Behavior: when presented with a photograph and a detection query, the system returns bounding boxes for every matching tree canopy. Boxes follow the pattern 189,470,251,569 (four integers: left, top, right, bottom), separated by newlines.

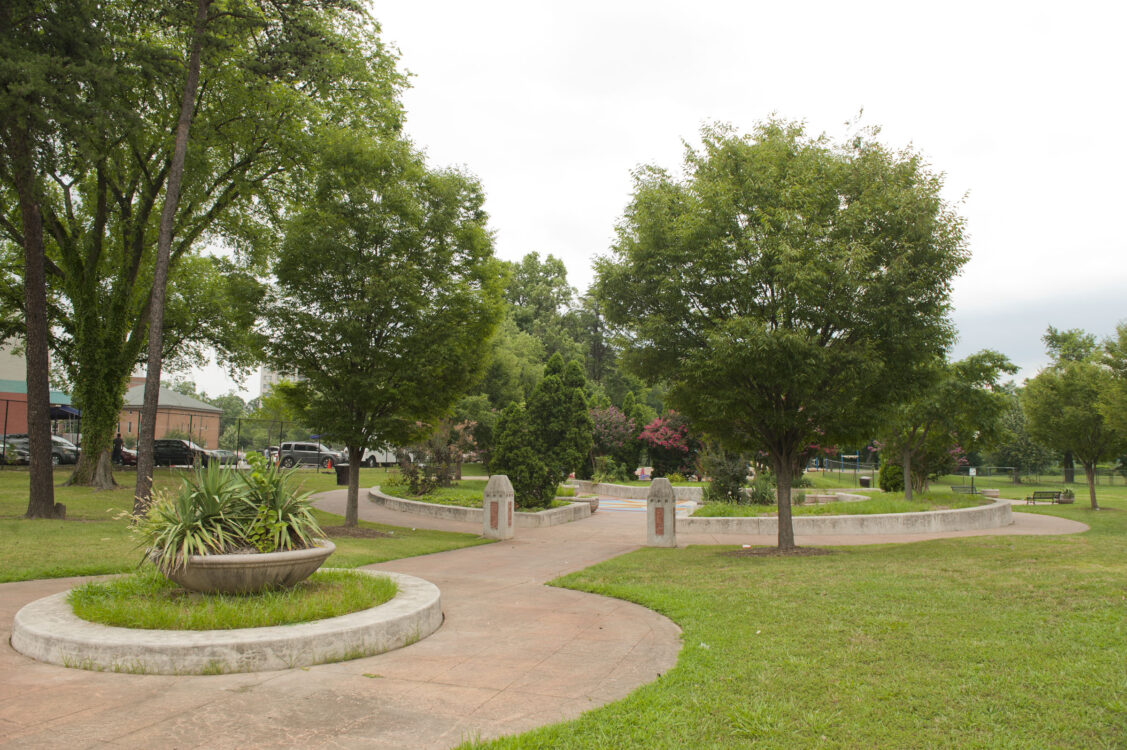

597,120,969,548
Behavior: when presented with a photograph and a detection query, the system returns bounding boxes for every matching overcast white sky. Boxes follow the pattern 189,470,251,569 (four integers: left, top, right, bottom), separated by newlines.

193,0,1127,399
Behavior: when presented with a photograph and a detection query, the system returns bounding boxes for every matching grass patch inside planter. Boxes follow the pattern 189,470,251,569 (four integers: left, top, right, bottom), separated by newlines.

692,492,985,517
68,567,397,630
381,480,572,509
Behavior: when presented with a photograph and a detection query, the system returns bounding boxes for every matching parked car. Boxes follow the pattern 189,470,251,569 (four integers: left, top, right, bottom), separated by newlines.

0,439,29,465
152,438,211,467
277,441,344,469
262,446,279,461
1,434,80,465
211,449,238,465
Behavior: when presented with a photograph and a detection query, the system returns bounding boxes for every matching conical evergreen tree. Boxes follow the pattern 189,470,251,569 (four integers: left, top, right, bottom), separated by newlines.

490,403,557,508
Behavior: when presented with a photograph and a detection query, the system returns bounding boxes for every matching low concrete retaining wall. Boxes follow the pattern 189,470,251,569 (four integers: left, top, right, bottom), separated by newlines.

368,487,590,528
680,498,1012,535
11,571,441,675
569,480,703,502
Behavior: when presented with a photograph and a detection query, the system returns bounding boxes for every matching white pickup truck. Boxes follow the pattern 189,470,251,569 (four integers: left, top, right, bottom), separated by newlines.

359,447,398,467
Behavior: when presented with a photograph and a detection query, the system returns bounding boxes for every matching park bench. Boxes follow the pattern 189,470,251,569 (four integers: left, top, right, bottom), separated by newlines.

1026,490,1061,505
949,486,976,495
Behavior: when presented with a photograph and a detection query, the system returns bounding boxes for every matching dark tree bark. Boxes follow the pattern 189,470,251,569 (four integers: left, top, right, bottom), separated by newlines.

135,0,211,513
8,125,62,518
1082,461,1099,510
902,446,913,502
772,452,796,551
1063,451,1075,484
346,444,362,526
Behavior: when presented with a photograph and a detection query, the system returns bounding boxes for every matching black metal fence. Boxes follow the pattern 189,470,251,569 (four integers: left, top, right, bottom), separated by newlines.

216,417,320,454
948,465,1125,486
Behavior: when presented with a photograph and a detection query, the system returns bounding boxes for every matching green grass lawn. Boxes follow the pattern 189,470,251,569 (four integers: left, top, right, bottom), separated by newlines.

0,466,488,582
800,470,877,489
693,491,984,517
379,480,572,509
468,494,1127,748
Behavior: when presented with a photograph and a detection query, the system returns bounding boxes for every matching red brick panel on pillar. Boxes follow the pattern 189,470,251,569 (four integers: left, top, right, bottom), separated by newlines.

646,477,676,547
483,474,515,540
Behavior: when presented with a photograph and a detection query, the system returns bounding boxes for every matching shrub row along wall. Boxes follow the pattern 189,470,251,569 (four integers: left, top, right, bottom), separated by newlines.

368,487,591,528
679,498,1013,535
569,480,703,502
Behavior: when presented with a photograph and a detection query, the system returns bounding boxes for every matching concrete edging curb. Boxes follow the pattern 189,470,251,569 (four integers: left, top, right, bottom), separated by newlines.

10,570,441,675
368,486,591,527
680,498,1013,535
568,480,704,501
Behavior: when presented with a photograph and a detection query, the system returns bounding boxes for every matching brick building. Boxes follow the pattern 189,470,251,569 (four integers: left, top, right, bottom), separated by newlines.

117,380,221,449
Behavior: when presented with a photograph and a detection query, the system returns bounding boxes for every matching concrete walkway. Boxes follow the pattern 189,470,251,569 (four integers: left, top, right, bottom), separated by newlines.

0,491,1086,749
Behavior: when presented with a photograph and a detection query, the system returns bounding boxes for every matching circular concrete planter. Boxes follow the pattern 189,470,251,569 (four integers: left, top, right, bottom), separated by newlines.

165,540,335,594
11,570,442,675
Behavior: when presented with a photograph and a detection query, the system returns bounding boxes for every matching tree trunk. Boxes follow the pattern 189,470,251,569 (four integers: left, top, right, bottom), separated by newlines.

1012,467,1021,485
902,446,913,501
64,367,122,490
66,445,117,490
134,0,210,513
346,444,361,526
1083,461,1099,510
7,125,61,518
773,454,796,550
1063,451,1075,484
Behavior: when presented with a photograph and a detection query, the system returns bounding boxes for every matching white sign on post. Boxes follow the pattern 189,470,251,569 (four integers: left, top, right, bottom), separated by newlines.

968,468,977,476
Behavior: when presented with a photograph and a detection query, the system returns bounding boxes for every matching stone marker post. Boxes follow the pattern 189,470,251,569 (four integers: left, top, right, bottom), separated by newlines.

483,474,516,540
647,477,676,547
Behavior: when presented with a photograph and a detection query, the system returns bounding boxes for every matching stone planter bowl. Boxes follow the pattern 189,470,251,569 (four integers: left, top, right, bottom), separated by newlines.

165,540,335,595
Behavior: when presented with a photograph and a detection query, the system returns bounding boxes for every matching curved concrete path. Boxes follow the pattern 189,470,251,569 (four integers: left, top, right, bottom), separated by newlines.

0,491,1086,749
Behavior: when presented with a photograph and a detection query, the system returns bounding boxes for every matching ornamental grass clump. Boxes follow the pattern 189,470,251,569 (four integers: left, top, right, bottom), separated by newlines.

137,455,324,575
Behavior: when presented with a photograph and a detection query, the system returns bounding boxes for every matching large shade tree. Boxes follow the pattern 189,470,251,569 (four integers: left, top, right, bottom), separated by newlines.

0,0,404,491
597,121,969,549
0,0,107,515
265,132,504,526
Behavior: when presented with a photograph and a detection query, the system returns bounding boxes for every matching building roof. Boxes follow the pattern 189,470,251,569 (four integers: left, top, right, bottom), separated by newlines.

0,379,73,404
122,385,221,413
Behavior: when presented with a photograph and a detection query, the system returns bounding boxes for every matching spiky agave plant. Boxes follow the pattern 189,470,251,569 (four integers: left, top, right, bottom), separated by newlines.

239,453,324,552
138,463,250,574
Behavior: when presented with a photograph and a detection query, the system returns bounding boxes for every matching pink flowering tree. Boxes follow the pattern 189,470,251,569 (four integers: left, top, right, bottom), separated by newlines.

590,406,639,472
639,411,699,477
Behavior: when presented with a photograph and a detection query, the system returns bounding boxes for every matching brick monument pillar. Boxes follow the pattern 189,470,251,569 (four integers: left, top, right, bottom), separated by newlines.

483,474,516,540
647,477,676,547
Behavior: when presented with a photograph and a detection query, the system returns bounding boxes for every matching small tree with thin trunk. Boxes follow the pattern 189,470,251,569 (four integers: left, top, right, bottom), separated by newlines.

265,132,503,526
1023,341,1124,510
879,350,1014,499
